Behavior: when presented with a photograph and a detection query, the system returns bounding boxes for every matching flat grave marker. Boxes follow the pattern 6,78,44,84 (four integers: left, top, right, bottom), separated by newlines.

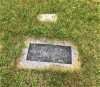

17,38,80,72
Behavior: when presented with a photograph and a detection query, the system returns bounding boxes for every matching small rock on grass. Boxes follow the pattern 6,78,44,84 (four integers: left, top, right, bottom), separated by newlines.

37,14,57,22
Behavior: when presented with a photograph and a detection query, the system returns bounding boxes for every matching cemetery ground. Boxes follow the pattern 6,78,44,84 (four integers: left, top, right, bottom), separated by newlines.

0,0,100,87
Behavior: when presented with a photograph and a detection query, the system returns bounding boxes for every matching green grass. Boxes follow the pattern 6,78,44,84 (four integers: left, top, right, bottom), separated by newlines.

0,0,100,87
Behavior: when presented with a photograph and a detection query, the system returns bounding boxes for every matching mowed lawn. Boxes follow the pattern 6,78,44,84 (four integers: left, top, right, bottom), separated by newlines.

0,0,100,87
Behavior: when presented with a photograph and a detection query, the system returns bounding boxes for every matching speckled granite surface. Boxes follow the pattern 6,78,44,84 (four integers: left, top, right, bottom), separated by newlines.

27,43,72,64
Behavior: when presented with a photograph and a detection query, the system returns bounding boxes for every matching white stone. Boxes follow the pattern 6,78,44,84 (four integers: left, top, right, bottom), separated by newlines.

37,14,57,22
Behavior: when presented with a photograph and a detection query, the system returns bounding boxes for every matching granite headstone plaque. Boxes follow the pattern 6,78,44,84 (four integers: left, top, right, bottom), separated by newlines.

26,43,72,64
